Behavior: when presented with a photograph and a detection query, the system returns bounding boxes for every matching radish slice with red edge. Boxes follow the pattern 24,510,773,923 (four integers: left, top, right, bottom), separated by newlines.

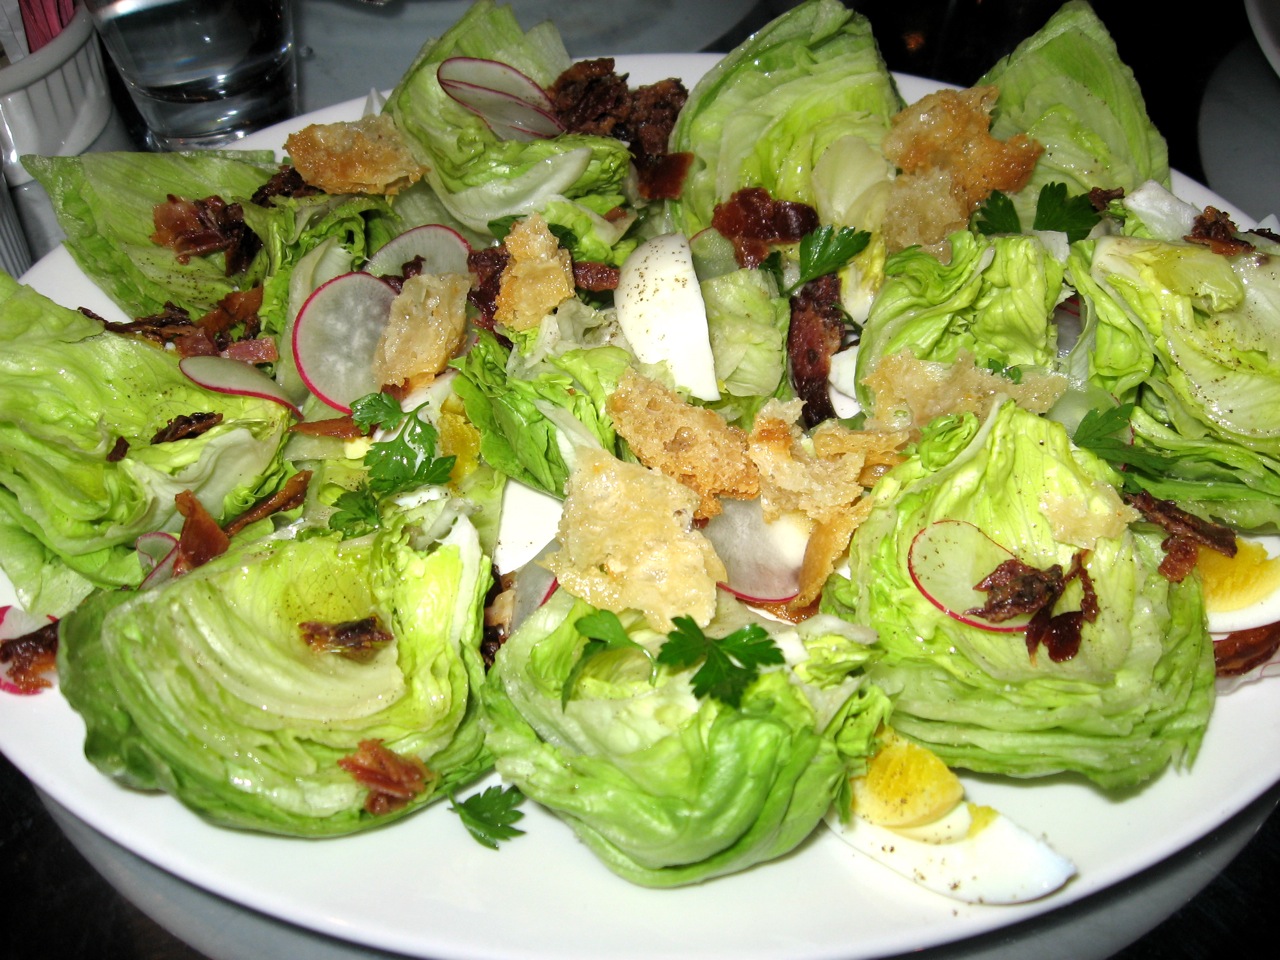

179,356,303,419
437,57,564,141
907,520,1032,632
364,224,472,278
702,499,808,604
1,605,57,695
509,540,561,636
135,531,180,589
292,271,400,413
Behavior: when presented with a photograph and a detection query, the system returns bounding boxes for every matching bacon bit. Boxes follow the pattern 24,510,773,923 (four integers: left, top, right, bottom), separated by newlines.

0,621,58,694
1185,206,1254,256
635,150,694,201
199,286,264,340
1088,186,1125,211
221,337,279,365
467,246,511,330
289,415,366,440
967,550,1097,663
108,303,198,348
106,436,130,462
1214,621,1280,677
1249,226,1280,244
250,165,322,206
151,194,261,275
223,470,312,538
549,58,630,137
572,260,621,292
711,187,821,269
787,274,846,428
171,490,230,577
79,306,108,323
1125,491,1236,582
337,739,433,815
151,412,223,445
966,558,1064,622
299,614,392,662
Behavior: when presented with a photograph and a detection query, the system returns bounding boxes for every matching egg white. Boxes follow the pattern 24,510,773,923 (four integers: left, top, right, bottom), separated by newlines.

824,802,1075,905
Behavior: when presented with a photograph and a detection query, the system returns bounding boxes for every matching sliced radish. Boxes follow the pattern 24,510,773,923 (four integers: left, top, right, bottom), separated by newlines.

437,57,564,141
1,605,57,696
180,356,303,419
907,520,1032,632
135,531,180,589
292,272,400,413
510,540,561,636
364,224,472,278
702,499,808,604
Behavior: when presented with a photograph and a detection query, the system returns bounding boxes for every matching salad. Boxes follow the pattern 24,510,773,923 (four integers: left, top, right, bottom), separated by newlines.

2,0,1278,917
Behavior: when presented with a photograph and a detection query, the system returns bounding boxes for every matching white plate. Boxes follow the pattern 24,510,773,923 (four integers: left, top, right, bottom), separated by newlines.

1246,0,1280,79
1,52,1276,960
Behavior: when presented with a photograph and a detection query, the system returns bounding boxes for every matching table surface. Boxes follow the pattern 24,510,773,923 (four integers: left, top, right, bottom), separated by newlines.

4,2,1279,958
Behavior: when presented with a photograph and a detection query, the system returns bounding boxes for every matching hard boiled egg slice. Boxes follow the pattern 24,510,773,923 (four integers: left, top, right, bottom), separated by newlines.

824,800,1076,904
615,233,720,402
1201,534,1280,635
827,731,1074,904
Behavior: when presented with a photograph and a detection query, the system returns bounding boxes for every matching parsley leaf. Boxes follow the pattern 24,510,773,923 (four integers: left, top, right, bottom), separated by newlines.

656,617,784,708
328,485,379,538
975,190,1021,236
450,785,526,849
366,404,456,495
561,610,652,706
788,225,870,294
487,216,520,242
350,392,404,434
983,358,1023,384
1032,182,1102,243
1073,403,1178,475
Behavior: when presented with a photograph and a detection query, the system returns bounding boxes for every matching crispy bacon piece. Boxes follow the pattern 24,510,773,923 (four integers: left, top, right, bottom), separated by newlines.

337,739,432,815
466,246,511,330
966,558,1064,622
106,288,267,358
151,412,223,445
787,274,845,428
634,150,694,200
223,470,312,538
572,260,621,292
199,287,264,340
289,415,365,440
1124,491,1237,582
550,58,630,137
1088,186,1125,211
967,550,1097,663
299,614,392,662
171,490,230,577
250,165,322,206
711,187,821,269
1185,206,1254,257
151,194,261,275
1214,621,1280,677
0,621,58,693
221,337,279,365
628,77,687,158
106,436,130,463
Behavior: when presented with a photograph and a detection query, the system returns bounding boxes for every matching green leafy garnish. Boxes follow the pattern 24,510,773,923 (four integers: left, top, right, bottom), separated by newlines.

1073,403,1178,477
656,617,784,708
328,395,457,536
983,358,1023,384
450,785,527,849
350,391,405,433
975,183,1102,243
561,609,652,706
975,190,1021,236
1032,182,1102,243
786,225,870,295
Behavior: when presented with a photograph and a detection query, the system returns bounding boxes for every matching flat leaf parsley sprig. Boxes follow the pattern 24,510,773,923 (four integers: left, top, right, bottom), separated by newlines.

657,617,785,709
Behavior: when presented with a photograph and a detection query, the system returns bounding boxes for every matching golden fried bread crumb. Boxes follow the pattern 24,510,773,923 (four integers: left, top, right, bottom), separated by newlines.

861,349,1066,432
372,272,471,390
494,214,575,332
882,86,1042,255
285,115,427,196
606,369,759,519
748,400,907,609
543,447,727,632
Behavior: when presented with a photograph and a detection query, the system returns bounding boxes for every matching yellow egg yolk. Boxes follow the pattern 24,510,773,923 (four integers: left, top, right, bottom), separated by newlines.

1198,540,1280,613
851,732,964,828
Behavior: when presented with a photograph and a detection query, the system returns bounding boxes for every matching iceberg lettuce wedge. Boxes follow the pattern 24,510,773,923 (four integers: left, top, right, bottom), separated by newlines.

57,500,492,836
824,401,1214,790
